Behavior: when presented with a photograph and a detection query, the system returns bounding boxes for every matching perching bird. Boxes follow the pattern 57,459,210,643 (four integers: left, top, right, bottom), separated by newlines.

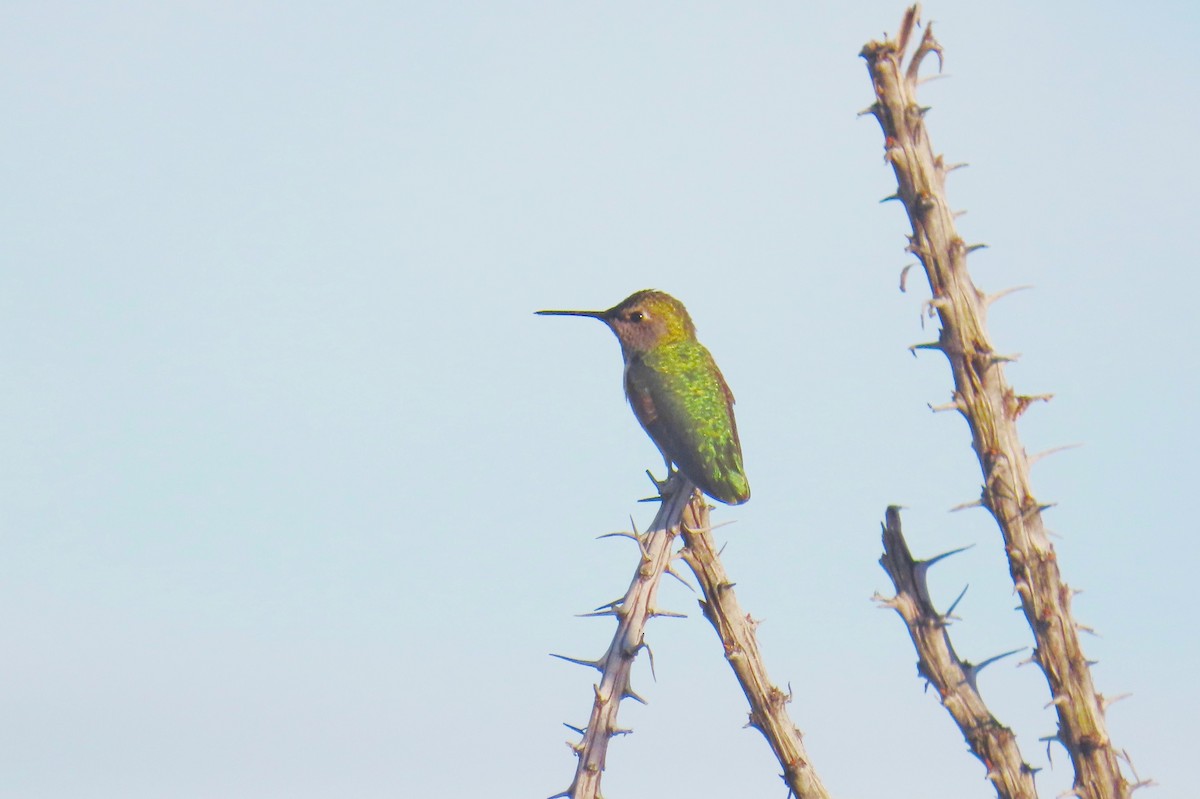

537,289,749,505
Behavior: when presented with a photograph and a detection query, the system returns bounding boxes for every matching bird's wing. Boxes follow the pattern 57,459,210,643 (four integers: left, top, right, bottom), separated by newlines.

627,345,748,504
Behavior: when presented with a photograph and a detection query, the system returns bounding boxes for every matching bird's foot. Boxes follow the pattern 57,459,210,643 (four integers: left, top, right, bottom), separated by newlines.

642,467,685,502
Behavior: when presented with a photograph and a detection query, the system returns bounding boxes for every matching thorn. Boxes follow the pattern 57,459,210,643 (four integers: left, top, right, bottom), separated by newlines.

1075,622,1099,637
943,584,969,617
609,725,633,737
563,722,586,735
909,341,943,355
989,352,1021,365
1041,733,1060,765
664,564,696,591
576,608,619,618
1099,692,1132,712
872,591,901,610
856,103,881,118
970,647,1025,675
929,399,964,413
922,298,951,315
649,609,687,619
1011,393,1054,419
1029,443,1082,464
592,598,622,612
943,161,968,173
894,4,921,54
880,192,902,203
966,243,989,254
597,530,640,542
1037,503,1058,514
548,787,572,799
948,498,984,512
916,105,932,117
681,517,734,538
1119,749,1157,792
899,263,916,292
623,686,647,705
1045,694,1069,709
907,25,945,82
643,642,657,681
549,653,603,671
921,292,950,311
924,543,975,567
910,545,972,607
984,284,1033,308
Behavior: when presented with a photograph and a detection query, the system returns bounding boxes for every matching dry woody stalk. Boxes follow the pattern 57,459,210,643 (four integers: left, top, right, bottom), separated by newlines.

877,506,1038,799
551,479,829,799
860,7,1140,799
549,481,695,799
680,509,831,799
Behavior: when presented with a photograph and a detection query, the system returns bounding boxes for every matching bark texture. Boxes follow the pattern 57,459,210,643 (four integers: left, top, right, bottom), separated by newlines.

681,507,831,799
551,478,829,799
861,8,1134,799
550,479,695,799
878,506,1038,799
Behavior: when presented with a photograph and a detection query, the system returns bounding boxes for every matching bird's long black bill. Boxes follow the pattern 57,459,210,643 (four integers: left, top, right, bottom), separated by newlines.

535,309,607,319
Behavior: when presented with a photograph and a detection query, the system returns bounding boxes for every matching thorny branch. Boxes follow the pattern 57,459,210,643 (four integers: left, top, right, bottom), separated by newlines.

680,507,832,799
860,7,1140,799
877,506,1038,799
551,477,830,799
549,477,695,799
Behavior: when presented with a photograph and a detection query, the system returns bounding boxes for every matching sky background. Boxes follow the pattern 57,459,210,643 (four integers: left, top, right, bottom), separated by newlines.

2,2,1196,798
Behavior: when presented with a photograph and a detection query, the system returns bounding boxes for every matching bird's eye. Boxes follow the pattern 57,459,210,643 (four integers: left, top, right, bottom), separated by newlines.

629,311,645,323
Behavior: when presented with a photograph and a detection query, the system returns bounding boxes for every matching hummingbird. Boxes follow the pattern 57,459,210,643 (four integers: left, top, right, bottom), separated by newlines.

537,289,750,505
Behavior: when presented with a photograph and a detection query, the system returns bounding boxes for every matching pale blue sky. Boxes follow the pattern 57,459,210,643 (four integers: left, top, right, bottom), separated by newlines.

2,2,1196,798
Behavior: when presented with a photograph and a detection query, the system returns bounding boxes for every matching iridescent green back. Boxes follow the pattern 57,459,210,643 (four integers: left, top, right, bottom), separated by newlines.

625,339,749,505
